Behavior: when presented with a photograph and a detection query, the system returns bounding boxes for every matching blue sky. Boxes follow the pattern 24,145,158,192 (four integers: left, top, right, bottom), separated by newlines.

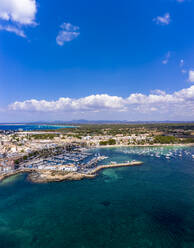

0,0,194,122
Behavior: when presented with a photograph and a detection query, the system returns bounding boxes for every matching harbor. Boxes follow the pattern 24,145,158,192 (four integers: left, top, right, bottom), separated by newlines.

0,160,143,183
0,145,144,183
19,148,109,173
0,140,145,183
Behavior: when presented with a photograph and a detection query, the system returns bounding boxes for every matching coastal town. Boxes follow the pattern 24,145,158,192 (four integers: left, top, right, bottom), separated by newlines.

0,123,193,182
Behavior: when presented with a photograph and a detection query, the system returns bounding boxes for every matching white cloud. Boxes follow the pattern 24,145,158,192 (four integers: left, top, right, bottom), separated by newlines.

56,22,80,46
9,86,194,118
0,0,37,37
179,60,187,74
60,23,79,32
10,94,125,112
151,89,166,96
188,70,194,83
162,52,171,64
180,59,184,67
56,31,80,45
153,13,171,25
0,24,26,37
0,0,37,25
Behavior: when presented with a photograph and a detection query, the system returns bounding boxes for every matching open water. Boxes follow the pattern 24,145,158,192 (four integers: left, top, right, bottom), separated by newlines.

0,146,193,248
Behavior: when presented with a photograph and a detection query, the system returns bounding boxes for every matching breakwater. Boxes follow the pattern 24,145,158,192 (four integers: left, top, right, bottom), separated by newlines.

0,161,143,183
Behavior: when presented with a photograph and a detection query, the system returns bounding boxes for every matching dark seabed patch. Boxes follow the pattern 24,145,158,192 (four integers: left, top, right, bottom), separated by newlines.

101,200,111,207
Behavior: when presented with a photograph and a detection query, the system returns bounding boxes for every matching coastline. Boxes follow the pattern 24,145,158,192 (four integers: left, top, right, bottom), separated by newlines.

0,161,143,184
0,143,192,184
0,169,35,182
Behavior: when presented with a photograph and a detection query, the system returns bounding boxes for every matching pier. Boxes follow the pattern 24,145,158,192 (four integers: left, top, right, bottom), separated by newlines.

88,161,143,175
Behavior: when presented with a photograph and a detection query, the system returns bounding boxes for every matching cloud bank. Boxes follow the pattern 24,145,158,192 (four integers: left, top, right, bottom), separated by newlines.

9,86,194,119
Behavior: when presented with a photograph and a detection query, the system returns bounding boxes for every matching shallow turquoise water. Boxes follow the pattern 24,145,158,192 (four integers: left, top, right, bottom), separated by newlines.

0,124,77,131
0,146,193,248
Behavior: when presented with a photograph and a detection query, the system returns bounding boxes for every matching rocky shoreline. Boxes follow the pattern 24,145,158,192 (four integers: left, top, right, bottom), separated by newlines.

0,161,143,183
28,170,96,183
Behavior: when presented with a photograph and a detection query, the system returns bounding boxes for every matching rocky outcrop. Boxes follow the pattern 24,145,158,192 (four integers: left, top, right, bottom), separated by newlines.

28,170,95,183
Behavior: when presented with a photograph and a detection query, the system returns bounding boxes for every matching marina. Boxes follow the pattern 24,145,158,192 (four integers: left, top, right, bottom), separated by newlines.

20,148,109,174
0,145,144,183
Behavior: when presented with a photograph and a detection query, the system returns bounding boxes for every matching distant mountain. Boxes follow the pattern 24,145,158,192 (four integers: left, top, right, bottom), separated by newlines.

1,120,194,125
24,120,194,125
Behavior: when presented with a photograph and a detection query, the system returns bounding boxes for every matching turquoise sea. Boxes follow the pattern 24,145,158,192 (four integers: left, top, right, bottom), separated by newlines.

0,124,77,131
0,146,193,248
